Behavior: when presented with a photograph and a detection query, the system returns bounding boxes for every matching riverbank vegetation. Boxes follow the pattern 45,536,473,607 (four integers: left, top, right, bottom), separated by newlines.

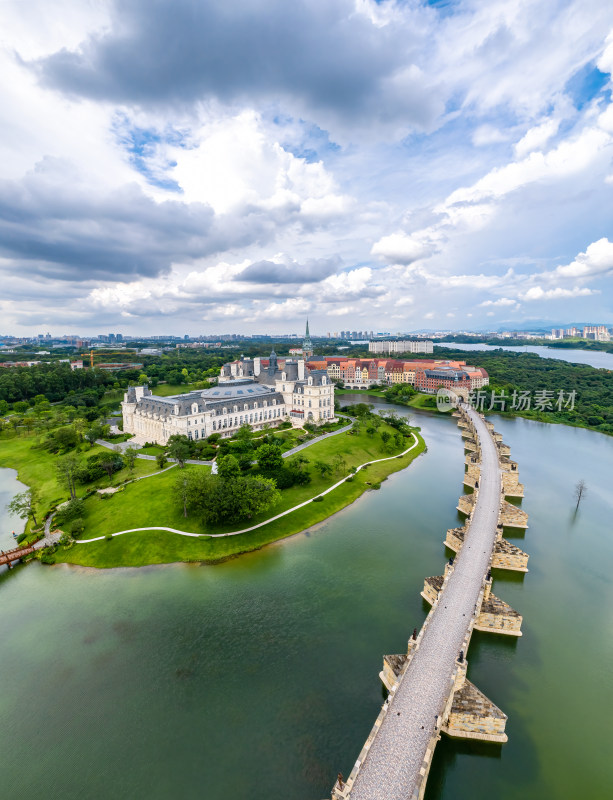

0,397,425,567
438,333,613,354
47,412,423,568
339,349,613,435
429,348,613,434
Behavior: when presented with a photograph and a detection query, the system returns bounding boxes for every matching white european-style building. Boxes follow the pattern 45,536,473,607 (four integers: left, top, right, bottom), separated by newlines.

122,350,335,445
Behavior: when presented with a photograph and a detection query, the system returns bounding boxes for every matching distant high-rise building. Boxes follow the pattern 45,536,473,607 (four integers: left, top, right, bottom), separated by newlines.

368,340,434,354
583,325,610,341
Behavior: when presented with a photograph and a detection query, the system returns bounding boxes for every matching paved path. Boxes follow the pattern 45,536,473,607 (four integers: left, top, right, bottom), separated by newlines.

75,434,420,544
95,439,214,466
281,417,354,458
347,406,501,800
95,416,354,466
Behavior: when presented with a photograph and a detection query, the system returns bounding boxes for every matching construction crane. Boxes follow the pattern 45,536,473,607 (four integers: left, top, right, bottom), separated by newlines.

89,349,94,368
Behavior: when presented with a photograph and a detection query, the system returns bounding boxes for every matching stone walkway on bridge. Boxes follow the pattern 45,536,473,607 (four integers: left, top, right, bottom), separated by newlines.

339,405,504,800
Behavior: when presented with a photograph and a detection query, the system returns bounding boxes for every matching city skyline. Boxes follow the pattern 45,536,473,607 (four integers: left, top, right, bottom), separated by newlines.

2,0,613,335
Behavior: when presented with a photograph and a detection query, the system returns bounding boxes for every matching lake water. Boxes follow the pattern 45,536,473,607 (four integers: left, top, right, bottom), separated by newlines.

435,341,613,370
1,403,612,800
0,467,26,549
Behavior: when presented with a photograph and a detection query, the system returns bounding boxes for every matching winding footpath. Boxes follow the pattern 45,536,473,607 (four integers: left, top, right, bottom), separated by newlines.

75,433,420,544
346,405,501,800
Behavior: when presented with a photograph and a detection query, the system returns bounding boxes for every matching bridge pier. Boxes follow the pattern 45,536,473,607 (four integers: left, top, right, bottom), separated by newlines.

445,526,529,572
329,403,528,799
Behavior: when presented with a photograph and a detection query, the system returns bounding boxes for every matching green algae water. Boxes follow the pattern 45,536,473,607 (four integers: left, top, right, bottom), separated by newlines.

1,406,612,800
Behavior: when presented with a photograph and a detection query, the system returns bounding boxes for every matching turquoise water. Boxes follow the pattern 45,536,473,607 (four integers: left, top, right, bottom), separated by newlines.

1,406,612,799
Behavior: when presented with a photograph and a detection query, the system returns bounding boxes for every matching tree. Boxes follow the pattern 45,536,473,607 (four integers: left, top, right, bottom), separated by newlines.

574,479,587,511
56,454,80,500
123,446,139,476
13,401,28,413
240,475,281,518
313,460,333,479
288,454,309,472
85,424,103,447
23,412,36,434
352,402,374,420
366,426,376,438
174,471,193,517
217,453,241,481
332,454,347,475
235,423,253,442
53,426,79,452
255,443,284,473
156,452,168,470
68,518,85,536
167,434,191,467
101,458,117,483
8,487,41,526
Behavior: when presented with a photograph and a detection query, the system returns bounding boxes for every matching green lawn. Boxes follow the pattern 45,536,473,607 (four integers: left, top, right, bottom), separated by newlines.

137,445,165,456
407,393,440,410
53,422,426,568
337,387,385,396
0,433,161,525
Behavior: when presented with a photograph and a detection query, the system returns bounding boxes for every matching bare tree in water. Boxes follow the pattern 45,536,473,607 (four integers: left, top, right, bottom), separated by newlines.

574,479,587,511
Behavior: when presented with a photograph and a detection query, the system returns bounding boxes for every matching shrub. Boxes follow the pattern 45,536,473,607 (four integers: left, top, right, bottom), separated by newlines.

371,483,381,490
349,466,357,473
16,532,27,544
312,496,324,502
39,551,55,564
68,518,85,535
56,498,85,526
345,476,354,482
105,534,113,541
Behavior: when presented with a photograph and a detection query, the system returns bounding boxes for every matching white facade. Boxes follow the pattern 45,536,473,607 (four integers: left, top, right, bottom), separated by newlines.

122,360,335,445
368,340,434,354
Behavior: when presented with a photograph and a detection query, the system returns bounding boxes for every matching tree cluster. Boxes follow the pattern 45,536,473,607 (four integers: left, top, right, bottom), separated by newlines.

175,455,281,524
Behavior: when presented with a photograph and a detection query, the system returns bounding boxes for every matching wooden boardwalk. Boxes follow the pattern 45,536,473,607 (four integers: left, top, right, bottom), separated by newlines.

0,544,35,566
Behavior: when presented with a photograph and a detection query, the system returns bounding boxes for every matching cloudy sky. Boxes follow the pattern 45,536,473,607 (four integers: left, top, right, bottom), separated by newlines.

2,0,613,336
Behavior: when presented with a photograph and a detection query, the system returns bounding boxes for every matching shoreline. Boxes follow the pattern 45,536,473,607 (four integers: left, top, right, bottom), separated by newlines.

50,432,426,569
337,388,613,437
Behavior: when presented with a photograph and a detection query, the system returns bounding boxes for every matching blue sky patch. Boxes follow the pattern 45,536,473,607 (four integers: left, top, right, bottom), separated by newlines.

565,63,610,110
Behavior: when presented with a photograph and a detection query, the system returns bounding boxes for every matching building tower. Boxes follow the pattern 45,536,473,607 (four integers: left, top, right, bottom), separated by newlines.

303,318,313,357
268,348,278,377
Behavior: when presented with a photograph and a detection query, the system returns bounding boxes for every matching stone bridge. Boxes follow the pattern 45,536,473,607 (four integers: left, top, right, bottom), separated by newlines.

329,404,527,800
